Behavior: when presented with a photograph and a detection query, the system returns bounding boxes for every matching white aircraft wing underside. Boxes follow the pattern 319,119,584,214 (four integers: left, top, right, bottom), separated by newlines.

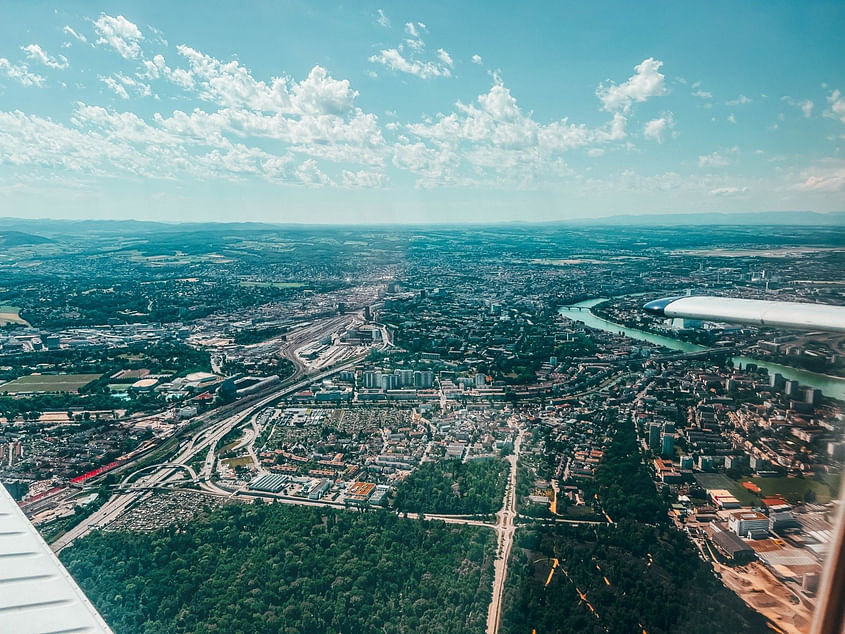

0,484,112,634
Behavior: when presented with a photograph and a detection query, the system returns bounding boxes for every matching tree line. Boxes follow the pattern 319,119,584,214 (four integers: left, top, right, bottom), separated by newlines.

61,503,496,633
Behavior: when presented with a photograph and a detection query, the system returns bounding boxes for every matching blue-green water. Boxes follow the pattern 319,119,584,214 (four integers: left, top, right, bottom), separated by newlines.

559,298,845,400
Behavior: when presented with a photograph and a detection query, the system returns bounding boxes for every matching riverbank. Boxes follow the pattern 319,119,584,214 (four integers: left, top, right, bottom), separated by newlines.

558,299,845,401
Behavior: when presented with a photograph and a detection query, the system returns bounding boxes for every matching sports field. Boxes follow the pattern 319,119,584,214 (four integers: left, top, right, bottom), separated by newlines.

0,373,102,394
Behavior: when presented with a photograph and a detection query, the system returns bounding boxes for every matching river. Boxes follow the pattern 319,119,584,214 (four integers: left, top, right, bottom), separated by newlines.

558,298,845,401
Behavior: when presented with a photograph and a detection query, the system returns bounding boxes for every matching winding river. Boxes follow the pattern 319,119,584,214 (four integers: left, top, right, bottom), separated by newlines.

559,298,845,401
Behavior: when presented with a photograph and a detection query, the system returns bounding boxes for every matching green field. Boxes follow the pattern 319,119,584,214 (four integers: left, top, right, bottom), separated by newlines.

222,456,253,468
0,304,29,326
693,473,757,505
0,373,102,394
239,281,305,288
743,476,836,504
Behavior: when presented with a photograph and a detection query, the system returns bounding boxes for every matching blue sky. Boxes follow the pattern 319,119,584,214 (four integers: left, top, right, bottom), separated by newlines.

0,1,843,223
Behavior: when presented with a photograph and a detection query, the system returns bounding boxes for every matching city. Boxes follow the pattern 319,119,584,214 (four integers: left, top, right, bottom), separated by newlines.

1,2,844,632
1,219,842,633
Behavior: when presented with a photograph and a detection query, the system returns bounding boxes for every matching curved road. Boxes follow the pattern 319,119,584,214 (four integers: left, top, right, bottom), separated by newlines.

51,357,364,553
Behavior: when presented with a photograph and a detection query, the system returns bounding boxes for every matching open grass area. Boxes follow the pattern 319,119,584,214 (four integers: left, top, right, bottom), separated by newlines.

0,304,29,326
818,472,843,497
693,472,758,505
694,472,838,505
557,504,604,521
743,476,835,504
0,373,102,394
222,456,253,469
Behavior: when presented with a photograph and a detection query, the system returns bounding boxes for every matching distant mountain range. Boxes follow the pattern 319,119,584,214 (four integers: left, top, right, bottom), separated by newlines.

0,210,842,236
565,211,845,226
0,230,54,247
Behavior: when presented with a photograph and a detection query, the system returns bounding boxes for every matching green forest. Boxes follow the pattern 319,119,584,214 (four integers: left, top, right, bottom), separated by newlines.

500,521,768,634
500,411,769,634
393,459,508,515
61,504,495,633
584,413,669,524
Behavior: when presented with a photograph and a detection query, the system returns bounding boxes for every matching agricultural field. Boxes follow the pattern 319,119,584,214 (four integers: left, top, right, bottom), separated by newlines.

0,304,29,326
0,373,102,394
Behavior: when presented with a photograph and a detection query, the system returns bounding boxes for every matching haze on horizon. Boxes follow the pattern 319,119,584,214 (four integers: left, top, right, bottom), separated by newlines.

0,1,843,224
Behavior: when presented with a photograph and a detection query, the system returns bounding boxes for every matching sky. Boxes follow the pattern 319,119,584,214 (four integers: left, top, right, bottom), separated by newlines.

0,1,843,224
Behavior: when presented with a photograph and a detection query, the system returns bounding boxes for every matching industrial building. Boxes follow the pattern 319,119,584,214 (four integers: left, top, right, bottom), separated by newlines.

709,524,755,563
307,478,331,500
249,473,288,493
728,511,769,539
707,488,741,509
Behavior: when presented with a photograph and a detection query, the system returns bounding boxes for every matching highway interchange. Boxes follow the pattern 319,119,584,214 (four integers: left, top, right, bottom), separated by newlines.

49,312,608,634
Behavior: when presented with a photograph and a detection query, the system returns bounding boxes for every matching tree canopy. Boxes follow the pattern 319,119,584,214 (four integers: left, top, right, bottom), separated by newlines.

61,504,496,633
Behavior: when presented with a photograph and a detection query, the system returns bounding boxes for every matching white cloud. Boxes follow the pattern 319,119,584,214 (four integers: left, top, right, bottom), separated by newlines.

800,100,813,118
342,169,384,188
99,76,128,99
376,9,390,28
691,82,712,99
726,95,752,105
63,25,87,43
176,47,365,120
139,54,195,89
399,75,628,187
472,54,483,65
436,49,454,68
728,113,736,124
781,96,813,118
0,105,380,187
643,114,674,143
94,14,144,59
22,44,68,69
825,89,845,125
369,48,452,79
176,45,290,111
292,66,358,115
792,159,845,192
296,158,333,186
100,73,152,99
596,58,667,112
698,152,729,167
0,59,45,87
0,37,390,189
370,23,453,79
710,186,749,196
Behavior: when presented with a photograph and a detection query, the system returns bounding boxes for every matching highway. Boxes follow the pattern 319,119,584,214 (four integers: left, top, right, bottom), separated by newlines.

51,356,363,553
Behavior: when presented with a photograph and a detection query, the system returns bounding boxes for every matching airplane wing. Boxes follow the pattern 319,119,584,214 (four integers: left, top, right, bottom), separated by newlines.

643,296,845,333
0,484,113,633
